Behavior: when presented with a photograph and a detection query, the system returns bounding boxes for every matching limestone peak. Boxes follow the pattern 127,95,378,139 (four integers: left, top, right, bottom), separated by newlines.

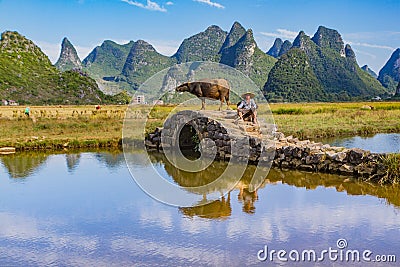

55,37,82,71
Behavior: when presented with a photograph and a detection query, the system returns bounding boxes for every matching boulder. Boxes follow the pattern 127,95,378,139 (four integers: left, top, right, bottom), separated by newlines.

355,163,375,178
339,164,354,175
305,152,326,164
0,147,16,155
331,152,347,162
346,148,369,165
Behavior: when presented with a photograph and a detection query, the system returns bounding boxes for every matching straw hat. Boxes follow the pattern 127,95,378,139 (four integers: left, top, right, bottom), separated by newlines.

241,92,255,98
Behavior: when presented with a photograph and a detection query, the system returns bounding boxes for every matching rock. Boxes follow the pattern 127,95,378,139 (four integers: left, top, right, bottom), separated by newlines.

346,148,369,165
292,147,303,158
281,161,290,169
339,164,354,175
0,147,16,155
55,37,82,71
283,146,293,157
305,152,326,164
331,152,347,162
299,164,314,172
361,105,373,110
355,163,375,177
292,158,302,167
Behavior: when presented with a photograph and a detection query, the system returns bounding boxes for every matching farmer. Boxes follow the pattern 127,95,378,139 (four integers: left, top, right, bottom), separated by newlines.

237,92,258,124
24,107,30,117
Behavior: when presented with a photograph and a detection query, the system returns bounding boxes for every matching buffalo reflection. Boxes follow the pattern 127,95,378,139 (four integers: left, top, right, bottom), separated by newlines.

147,152,268,218
148,151,400,218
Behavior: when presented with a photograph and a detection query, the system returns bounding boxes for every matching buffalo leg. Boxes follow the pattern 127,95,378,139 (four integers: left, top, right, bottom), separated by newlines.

201,98,205,110
219,97,224,111
225,97,231,110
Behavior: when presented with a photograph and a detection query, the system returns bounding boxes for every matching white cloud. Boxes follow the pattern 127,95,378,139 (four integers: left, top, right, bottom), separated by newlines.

35,41,60,63
147,39,180,56
346,41,394,51
193,0,225,9
166,1,173,5
344,31,400,41
121,0,167,12
260,28,298,40
352,48,377,59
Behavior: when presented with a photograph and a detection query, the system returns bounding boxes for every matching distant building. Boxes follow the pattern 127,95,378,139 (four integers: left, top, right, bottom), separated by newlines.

8,100,19,106
133,95,146,104
152,100,164,105
1,99,8,106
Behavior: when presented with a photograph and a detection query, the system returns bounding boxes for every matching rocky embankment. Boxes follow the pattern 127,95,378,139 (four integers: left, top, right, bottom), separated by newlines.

145,110,391,183
272,133,386,180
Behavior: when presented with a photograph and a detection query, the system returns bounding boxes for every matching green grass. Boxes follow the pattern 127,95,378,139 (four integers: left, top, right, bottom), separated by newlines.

380,154,400,184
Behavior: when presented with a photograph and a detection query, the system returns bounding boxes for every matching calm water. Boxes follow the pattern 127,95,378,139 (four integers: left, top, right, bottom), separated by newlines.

323,133,400,153
0,149,399,266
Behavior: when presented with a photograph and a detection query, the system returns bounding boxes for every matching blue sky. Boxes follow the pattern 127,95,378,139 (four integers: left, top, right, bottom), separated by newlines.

0,0,399,72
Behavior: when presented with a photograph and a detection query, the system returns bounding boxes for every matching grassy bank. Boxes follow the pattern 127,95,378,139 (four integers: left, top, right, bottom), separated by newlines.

0,105,125,150
1,102,400,149
269,102,400,139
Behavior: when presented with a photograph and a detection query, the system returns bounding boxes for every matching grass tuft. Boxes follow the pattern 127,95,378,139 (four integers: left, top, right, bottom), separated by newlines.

379,154,400,184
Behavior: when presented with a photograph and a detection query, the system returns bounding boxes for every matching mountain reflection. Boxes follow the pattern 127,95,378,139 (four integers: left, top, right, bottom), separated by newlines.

66,153,81,172
0,149,125,178
94,152,125,169
0,151,49,178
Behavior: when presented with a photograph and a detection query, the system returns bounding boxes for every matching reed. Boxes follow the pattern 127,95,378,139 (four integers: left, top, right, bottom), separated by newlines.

379,154,400,184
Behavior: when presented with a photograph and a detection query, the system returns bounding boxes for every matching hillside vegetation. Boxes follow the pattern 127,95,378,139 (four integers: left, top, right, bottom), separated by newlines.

0,31,128,105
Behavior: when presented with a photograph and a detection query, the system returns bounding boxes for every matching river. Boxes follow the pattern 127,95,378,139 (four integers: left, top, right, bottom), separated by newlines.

0,141,399,265
321,133,400,153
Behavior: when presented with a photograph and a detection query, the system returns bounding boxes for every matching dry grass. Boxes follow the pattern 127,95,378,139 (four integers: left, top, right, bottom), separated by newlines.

1,101,400,149
267,102,400,139
0,105,126,149
379,154,400,184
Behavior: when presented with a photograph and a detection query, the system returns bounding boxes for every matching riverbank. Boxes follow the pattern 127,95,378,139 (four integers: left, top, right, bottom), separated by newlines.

1,102,400,149
0,105,125,150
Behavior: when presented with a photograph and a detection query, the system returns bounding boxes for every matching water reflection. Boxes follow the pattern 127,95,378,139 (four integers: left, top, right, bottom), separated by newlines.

0,151,49,178
0,150,399,266
94,152,126,169
0,149,124,179
322,133,400,153
66,153,81,172
2,150,400,213
151,152,400,217
268,168,400,208
180,193,232,219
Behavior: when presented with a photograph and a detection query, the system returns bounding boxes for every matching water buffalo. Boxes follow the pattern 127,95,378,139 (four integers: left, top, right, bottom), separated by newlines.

175,78,231,110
